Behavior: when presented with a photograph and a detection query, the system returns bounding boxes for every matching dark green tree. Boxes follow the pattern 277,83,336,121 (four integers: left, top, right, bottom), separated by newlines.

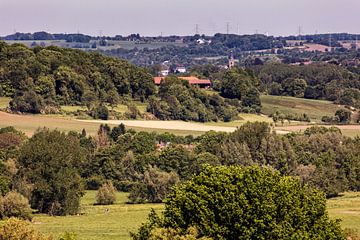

17,129,85,215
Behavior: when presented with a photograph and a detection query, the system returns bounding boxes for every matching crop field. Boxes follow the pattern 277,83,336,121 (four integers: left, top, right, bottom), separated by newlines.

33,191,163,240
0,111,205,136
30,191,360,240
261,95,346,122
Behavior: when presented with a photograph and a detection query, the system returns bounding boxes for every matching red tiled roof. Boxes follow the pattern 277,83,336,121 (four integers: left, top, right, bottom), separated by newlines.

154,76,211,85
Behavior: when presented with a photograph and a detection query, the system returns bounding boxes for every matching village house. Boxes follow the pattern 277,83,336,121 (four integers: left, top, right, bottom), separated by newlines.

175,66,187,73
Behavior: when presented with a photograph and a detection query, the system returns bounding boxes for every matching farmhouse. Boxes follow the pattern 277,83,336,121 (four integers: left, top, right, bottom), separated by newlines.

154,76,212,88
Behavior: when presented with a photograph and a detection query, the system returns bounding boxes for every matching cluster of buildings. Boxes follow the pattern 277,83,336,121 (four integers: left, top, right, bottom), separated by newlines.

154,52,236,89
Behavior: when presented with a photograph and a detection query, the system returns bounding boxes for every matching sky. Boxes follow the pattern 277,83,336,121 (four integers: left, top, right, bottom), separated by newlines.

0,0,359,37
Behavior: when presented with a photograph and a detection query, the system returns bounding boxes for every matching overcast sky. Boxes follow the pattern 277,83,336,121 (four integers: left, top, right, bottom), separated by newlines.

0,0,359,37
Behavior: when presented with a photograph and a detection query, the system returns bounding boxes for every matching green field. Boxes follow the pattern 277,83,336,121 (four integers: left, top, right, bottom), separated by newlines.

328,192,360,231
261,95,345,122
31,191,360,240
205,113,273,127
61,102,148,114
0,97,10,109
33,191,163,240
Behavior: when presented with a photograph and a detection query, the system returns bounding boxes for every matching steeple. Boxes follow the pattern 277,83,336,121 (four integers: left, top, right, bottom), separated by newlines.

228,51,235,69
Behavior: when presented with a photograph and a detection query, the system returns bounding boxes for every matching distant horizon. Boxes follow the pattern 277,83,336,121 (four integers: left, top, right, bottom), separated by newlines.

2,30,360,38
1,0,359,37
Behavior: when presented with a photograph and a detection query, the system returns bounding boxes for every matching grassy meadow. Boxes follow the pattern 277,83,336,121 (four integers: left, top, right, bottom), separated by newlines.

33,191,163,240
328,192,360,231
30,191,360,240
261,95,345,122
0,97,10,109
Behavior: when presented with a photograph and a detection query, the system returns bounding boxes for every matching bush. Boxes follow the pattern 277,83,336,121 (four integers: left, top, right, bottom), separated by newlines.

335,109,352,123
96,181,117,205
91,105,109,120
129,167,179,203
9,91,45,114
85,176,104,190
0,191,32,220
0,217,52,240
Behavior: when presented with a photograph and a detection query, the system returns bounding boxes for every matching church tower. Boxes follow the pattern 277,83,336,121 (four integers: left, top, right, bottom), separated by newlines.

228,51,235,69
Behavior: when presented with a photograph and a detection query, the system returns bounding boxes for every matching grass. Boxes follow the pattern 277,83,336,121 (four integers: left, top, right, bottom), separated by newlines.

328,192,360,231
33,191,164,240
0,97,10,109
339,129,360,138
61,102,148,114
30,191,360,240
205,114,273,127
261,95,345,123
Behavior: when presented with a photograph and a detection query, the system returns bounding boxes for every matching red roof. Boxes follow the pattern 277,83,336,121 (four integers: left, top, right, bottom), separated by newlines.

154,76,211,85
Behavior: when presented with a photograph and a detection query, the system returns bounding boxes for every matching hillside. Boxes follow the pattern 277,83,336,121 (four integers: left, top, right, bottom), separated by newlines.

261,95,346,122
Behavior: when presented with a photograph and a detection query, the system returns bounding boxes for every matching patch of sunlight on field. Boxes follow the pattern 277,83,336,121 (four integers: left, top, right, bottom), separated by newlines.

34,191,164,240
0,97,10,108
328,192,360,231
205,114,273,127
340,129,360,138
61,105,87,112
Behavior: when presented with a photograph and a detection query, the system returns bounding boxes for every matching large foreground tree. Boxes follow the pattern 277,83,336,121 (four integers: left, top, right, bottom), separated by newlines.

17,129,85,215
133,165,344,240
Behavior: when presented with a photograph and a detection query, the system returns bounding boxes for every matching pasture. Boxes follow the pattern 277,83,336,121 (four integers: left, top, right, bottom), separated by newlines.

31,191,360,239
33,191,163,240
0,97,10,109
261,95,346,123
328,192,360,231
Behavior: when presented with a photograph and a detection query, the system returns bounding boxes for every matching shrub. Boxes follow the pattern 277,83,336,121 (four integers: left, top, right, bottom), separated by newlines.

85,176,104,190
0,191,32,220
335,109,352,123
91,105,109,120
96,181,117,205
9,91,45,114
129,167,179,203
0,217,52,240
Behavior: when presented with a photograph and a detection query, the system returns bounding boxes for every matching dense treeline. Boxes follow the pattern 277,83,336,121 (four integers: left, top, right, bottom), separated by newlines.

0,41,155,113
253,63,360,107
2,31,92,43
